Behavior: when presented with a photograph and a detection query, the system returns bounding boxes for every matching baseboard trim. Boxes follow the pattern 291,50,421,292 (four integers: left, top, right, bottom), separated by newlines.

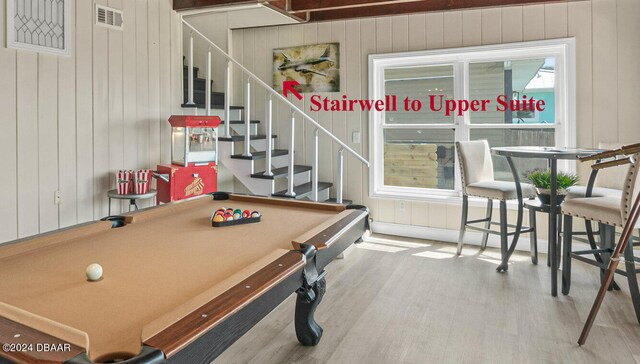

371,221,549,254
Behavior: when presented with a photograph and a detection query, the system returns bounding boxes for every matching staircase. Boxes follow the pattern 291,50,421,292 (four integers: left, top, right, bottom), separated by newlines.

181,21,368,203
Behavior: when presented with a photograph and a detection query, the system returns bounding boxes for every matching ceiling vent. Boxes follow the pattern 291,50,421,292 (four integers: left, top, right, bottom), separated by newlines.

95,5,123,30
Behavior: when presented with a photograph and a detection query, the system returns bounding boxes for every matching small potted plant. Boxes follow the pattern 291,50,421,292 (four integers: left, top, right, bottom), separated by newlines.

525,169,579,205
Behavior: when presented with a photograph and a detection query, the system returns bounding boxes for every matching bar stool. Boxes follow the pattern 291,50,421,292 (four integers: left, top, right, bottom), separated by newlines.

456,140,537,271
561,152,640,322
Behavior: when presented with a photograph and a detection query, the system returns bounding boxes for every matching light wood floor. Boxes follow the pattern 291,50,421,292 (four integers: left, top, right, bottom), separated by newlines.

215,234,640,364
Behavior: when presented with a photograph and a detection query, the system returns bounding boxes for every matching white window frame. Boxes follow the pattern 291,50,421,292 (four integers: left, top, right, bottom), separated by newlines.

369,38,576,202
6,0,72,56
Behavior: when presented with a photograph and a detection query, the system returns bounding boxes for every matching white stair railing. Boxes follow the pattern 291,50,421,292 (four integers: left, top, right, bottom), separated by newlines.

183,19,369,202
186,31,195,106
264,94,273,177
287,111,296,197
224,61,231,137
205,47,211,116
336,148,344,203
311,128,319,201
243,76,252,157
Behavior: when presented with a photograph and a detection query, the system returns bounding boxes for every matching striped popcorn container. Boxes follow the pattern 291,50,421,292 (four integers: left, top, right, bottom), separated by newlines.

134,169,151,194
116,170,131,195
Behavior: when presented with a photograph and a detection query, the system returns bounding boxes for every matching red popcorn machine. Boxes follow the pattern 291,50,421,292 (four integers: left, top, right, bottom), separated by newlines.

154,115,222,203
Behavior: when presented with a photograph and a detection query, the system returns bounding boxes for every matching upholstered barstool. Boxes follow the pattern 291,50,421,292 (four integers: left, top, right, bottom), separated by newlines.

548,143,625,268
561,152,640,322
456,140,536,271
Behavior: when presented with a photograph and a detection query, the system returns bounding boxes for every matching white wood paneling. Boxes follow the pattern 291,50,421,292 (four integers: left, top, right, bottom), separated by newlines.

0,0,18,241
170,5,183,115
123,0,138,174
252,27,267,139
502,6,523,45
16,52,39,238
523,4,545,41
408,14,426,51
592,0,619,144
391,16,409,52
462,10,482,46
616,0,640,144
58,30,77,229
148,0,162,182
345,19,364,205
316,22,334,186
568,1,593,150
38,54,60,233
0,0,181,243
425,13,444,50
443,11,462,48
159,0,172,164
92,0,110,218
75,0,94,223
331,21,347,198
360,17,376,212
303,22,319,163
481,8,502,45
545,3,568,39
135,0,150,174
109,0,125,212
242,28,256,121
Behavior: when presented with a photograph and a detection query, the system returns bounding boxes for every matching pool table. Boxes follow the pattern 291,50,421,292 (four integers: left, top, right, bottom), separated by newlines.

0,193,368,364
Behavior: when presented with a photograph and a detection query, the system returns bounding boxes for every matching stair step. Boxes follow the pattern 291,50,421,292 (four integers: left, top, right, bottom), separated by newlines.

219,119,259,125
230,149,288,160
251,165,311,180
219,134,276,142
273,182,332,199
183,65,199,78
183,90,224,106
181,103,244,109
182,77,212,91
324,198,353,205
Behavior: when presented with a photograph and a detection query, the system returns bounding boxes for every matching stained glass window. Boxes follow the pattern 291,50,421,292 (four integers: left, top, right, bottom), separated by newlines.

7,0,70,55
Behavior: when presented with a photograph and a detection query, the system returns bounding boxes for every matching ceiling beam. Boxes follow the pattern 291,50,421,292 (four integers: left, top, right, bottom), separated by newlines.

173,0,259,11
290,0,422,12
174,0,572,19
291,0,571,22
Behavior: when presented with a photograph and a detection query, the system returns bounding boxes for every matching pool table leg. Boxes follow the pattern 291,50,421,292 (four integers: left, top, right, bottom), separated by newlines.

294,275,326,346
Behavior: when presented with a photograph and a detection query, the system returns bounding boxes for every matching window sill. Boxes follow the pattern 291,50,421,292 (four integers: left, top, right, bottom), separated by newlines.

370,191,529,210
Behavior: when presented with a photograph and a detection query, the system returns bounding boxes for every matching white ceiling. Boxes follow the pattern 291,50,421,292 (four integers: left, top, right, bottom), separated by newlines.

183,4,299,29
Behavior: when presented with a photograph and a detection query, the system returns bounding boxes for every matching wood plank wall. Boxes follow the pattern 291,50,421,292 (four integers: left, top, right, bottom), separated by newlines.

0,0,182,243
230,0,640,235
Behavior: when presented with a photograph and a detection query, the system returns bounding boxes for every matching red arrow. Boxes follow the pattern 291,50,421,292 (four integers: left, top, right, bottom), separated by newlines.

282,80,302,100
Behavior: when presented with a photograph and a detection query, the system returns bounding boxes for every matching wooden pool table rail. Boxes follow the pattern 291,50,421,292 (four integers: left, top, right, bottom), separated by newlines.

0,316,84,363
144,250,305,360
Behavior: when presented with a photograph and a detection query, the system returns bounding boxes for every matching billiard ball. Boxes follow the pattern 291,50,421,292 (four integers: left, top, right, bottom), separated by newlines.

224,213,234,221
86,264,103,281
213,214,224,223
242,210,250,218
251,211,260,218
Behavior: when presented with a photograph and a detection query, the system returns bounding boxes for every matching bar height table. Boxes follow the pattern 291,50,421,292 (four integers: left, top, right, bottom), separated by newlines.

491,147,599,296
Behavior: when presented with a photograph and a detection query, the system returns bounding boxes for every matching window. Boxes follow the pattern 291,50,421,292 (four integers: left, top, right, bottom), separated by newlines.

7,0,72,56
369,38,575,200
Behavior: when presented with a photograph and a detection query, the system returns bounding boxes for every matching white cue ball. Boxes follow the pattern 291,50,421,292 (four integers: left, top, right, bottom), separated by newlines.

85,264,103,281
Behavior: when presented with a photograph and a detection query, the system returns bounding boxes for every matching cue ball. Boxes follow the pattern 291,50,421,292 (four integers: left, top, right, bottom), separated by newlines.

86,264,103,281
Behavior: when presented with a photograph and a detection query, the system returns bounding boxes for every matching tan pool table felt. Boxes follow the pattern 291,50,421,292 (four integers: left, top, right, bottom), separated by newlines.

0,195,351,361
